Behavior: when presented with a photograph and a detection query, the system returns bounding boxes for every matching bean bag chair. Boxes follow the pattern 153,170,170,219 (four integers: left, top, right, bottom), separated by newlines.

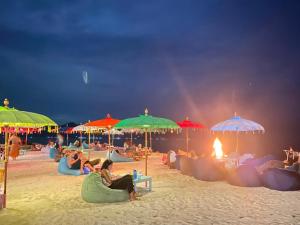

49,147,57,159
260,168,300,191
175,155,182,170
81,173,129,203
227,165,262,187
82,142,89,149
58,157,81,176
192,158,225,181
106,150,133,162
243,155,276,167
180,156,194,176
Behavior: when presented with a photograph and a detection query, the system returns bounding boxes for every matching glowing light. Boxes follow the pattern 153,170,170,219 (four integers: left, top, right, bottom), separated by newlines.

213,138,223,160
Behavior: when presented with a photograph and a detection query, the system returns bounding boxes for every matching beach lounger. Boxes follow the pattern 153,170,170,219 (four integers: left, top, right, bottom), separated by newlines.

81,173,129,203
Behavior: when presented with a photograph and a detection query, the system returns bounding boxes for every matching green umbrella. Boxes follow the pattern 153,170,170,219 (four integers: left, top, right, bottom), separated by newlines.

115,109,179,175
0,98,57,208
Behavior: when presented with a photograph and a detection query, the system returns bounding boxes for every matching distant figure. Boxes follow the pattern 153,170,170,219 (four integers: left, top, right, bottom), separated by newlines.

9,133,22,160
74,139,82,148
57,134,64,147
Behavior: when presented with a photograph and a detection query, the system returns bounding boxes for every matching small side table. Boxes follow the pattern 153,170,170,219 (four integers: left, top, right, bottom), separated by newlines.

133,176,152,192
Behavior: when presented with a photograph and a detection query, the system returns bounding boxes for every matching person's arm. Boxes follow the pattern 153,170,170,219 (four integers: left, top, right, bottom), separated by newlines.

67,154,79,166
101,169,112,185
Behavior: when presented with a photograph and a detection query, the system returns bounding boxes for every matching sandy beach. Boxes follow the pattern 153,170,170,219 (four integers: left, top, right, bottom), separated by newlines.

0,151,299,225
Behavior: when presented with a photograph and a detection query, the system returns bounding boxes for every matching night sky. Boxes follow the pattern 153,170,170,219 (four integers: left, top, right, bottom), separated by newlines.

1,1,300,153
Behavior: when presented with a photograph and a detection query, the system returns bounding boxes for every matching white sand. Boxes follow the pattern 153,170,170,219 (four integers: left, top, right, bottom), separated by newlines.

0,151,300,225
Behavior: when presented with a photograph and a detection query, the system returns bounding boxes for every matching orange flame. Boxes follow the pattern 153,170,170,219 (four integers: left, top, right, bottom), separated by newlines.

213,138,223,160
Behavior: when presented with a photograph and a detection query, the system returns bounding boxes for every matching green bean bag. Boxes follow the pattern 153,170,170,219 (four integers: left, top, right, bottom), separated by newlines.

81,173,129,203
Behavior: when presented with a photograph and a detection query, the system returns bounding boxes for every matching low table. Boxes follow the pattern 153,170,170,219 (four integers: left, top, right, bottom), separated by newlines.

133,175,152,192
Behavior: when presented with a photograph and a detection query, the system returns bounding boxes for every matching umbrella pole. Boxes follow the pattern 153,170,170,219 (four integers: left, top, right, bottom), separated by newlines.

186,129,189,152
145,130,148,176
130,132,133,145
88,130,91,144
236,132,239,153
66,133,69,146
25,133,28,145
149,132,152,149
3,131,9,208
108,129,111,146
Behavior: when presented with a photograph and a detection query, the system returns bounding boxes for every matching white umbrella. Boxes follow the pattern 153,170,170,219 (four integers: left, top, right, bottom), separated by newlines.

211,114,265,152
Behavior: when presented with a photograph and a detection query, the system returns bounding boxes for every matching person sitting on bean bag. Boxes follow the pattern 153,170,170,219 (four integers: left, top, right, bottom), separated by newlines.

67,151,97,174
101,159,138,201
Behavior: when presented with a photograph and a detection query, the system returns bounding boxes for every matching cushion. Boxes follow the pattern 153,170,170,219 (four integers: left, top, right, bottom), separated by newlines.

179,156,194,176
58,157,81,176
106,150,133,162
192,158,225,181
82,142,89,149
227,165,262,187
81,173,129,203
260,168,300,191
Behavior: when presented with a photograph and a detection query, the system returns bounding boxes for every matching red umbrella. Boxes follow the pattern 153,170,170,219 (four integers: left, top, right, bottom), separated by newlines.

85,114,120,145
177,117,205,152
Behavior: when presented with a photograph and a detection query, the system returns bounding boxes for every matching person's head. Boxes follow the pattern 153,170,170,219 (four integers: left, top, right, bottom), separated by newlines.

101,159,113,171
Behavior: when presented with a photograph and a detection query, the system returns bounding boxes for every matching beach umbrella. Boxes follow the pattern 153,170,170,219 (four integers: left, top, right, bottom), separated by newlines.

211,114,265,152
177,117,205,152
85,114,120,146
0,98,57,208
115,109,179,175
103,129,124,146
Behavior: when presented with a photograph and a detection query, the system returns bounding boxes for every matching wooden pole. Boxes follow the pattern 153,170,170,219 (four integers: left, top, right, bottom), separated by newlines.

145,130,148,176
3,131,9,208
108,129,111,146
149,132,152,149
186,129,189,152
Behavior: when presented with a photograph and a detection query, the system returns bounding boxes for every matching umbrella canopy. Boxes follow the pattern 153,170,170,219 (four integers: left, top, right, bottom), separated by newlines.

115,109,179,175
0,98,57,209
177,117,205,152
115,110,179,131
72,124,100,133
211,115,265,133
85,114,120,145
0,106,57,129
103,129,124,136
211,114,265,152
177,118,205,129
85,114,120,128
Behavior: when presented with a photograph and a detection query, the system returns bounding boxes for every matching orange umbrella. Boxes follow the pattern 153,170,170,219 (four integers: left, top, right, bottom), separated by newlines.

85,114,120,145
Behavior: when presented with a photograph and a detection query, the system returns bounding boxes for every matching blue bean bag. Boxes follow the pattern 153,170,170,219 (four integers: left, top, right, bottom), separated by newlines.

82,142,89,149
49,148,57,159
58,157,81,176
227,165,262,187
260,168,300,191
179,156,194,176
106,150,133,162
243,155,276,167
192,158,225,181
175,155,182,170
